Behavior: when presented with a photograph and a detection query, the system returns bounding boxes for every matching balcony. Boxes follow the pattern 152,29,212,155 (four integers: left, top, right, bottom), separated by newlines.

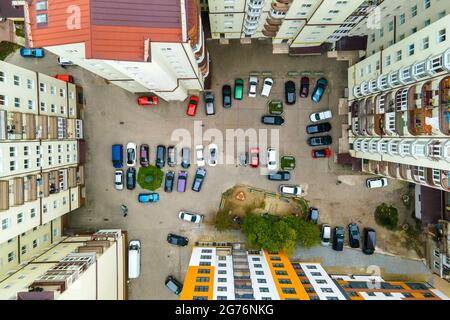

441,170,450,191
247,9,263,17
399,164,412,181
266,17,283,25
366,98,375,136
384,93,396,136
359,100,367,136
48,170,60,195
269,8,286,19
248,0,265,10
350,101,359,136
262,28,277,37
6,112,23,140
37,115,48,139
439,76,450,135
12,177,24,206
0,180,9,211
387,162,399,178
271,1,289,12
263,23,279,32
24,175,38,202
408,81,435,136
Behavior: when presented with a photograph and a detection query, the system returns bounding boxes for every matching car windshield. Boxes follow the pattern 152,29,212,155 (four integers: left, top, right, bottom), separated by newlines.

189,100,196,105
127,149,134,160
265,81,272,85
265,117,275,123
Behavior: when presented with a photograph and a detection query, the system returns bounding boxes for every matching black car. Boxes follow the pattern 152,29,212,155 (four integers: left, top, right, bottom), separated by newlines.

165,276,183,295
300,77,309,98
126,167,136,190
306,122,331,134
333,226,345,251
167,233,189,247
156,145,166,168
222,84,232,108
307,135,332,146
362,227,376,255
164,170,175,192
284,80,296,105
348,223,360,248
261,115,285,126
192,167,206,192
268,171,291,181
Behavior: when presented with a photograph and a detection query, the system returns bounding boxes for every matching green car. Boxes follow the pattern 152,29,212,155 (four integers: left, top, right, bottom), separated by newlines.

234,78,244,100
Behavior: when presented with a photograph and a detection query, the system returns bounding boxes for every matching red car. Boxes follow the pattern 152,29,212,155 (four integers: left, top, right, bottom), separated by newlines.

52,74,73,83
137,95,158,106
249,147,260,167
312,148,331,159
300,77,309,98
186,95,199,116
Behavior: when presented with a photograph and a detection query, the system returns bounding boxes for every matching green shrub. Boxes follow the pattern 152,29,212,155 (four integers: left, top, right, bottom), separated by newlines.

0,41,21,61
374,203,398,230
215,210,232,231
137,166,163,190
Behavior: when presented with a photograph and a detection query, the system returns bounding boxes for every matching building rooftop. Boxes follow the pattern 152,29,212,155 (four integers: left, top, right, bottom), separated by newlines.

0,2,24,19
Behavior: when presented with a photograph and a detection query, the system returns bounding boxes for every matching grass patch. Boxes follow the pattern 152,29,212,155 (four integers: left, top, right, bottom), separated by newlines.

14,21,25,38
268,100,283,115
280,156,296,170
0,41,21,61
137,165,163,191
374,203,399,230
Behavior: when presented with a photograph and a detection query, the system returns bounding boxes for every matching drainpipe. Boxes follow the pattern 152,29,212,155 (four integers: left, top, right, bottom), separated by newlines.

180,0,187,43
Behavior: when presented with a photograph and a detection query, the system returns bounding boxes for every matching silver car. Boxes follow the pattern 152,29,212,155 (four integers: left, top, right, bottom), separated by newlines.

204,92,215,116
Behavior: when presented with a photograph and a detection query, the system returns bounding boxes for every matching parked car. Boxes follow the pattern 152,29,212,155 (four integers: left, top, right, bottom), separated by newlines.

114,169,124,190
366,177,388,189
300,77,309,98
195,145,205,167
362,228,376,254
112,144,123,168
126,142,137,166
348,223,361,248
186,95,199,116
140,144,150,167
239,152,248,167
284,80,296,105
261,115,285,126
312,148,331,159
178,211,204,224
311,77,328,103
279,184,302,197
268,171,290,181
137,95,158,106
204,91,215,116
306,122,331,134
156,145,166,168
321,224,331,246
168,146,176,167
192,167,206,192
333,227,345,251
267,148,278,172
126,167,136,190
167,233,189,247
208,144,218,167
249,147,259,168
164,171,175,193
128,240,141,279
138,193,159,203
52,74,73,83
261,77,274,97
177,171,188,192
248,76,258,97
307,135,332,147
181,147,190,169
234,78,244,100
165,276,183,295
310,110,332,122
20,47,44,58
308,207,319,224
58,56,73,65
222,84,232,108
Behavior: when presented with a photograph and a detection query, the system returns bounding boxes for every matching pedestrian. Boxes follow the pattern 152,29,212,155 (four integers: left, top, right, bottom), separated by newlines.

121,204,128,217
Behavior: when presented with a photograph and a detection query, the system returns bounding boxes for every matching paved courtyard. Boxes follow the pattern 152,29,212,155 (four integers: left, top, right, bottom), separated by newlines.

5,40,422,300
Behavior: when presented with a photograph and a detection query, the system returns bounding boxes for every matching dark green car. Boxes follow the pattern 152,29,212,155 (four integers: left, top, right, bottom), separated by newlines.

234,78,244,100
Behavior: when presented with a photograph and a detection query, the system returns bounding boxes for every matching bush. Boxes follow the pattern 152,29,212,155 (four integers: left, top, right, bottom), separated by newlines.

374,203,398,230
215,210,232,231
137,166,163,190
284,216,320,248
0,41,21,61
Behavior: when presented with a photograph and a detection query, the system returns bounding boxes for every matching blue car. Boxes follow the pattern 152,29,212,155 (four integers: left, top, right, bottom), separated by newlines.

138,193,159,203
20,48,45,58
311,78,327,103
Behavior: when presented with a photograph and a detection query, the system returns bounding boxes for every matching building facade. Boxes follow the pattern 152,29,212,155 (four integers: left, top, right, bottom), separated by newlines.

0,229,126,300
0,60,85,278
180,243,448,300
21,0,209,101
426,220,450,282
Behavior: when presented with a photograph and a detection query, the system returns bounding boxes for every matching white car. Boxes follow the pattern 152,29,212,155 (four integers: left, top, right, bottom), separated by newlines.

126,142,136,166
58,56,74,66
178,211,204,224
248,76,258,97
114,169,124,190
279,184,302,197
321,224,331,246
195,145,205,167
366,177,388,189
208,144,218,167
310,110,332,123
267,148,277,172
261,77,274,97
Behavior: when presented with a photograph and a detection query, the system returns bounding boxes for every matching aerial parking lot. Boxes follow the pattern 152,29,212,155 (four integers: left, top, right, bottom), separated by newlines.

6,40,417,299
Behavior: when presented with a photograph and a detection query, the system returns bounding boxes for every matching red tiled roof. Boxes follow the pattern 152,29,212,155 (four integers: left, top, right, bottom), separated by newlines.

28,0,191,61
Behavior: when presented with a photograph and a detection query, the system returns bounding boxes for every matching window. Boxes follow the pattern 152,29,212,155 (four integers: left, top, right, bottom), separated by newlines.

30,208,36,218
0,71,5,82
14,97,20,108
36,1,48,11
23,159,29,169
411,5,417,17
194,285,209,292
199,262,211,266
423,0,430,9
196,277,210,282
311,272,322,276
321,287,334,293
27,79,34,89
255,271,264,275
32,239,39,248
217,296,227,300
53,228,58,237
385,55,391,66
21,245,27,255
218,263,226,267
218,270,227,274
434,261,440,268
408,44,415,56
253,264,262,268
252,257,261,261
276,270,288,275
282,288,296,294
306,265,317,270
198,268,210,274
2,218,10,230
278,278,292,284
40,102,46,112
9,146,16,157
217,286,227,292
59,88,65,97
43,234,49,242
411,27,417,34
272,263,284,268
200,255,211,260
9,160,16,171
433,249,440,258
438,11,446,19
201,249,212,253
379,27,384,37
259,288,269,293
13,75,20,86
316,279,327,284
399,14,405,25
39,83,46,92
269,256,281,261
0,94,6,106
396,50,402,61
257,279,267,284
50,86,56,95
422,37,429,49
36,14,48,24
438,29,446,43
388,21,394,31
8,252,15,262
218,278,227,282
28,100,35,110
50,104,56,113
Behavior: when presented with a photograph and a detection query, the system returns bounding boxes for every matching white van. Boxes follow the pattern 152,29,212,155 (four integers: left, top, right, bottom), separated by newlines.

128,240,141,279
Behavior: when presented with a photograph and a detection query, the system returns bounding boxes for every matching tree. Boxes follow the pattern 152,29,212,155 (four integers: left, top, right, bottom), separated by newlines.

285,216,320,248
137,165,163,190
375,203,398,230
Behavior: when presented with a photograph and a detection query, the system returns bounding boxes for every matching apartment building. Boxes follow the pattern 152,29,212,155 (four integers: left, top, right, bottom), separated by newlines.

208,0,377,52
346,10,450,192
426,220,449,282
180,242,448,300
20,0,209,102
0,229,126,300
0,61,85,277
